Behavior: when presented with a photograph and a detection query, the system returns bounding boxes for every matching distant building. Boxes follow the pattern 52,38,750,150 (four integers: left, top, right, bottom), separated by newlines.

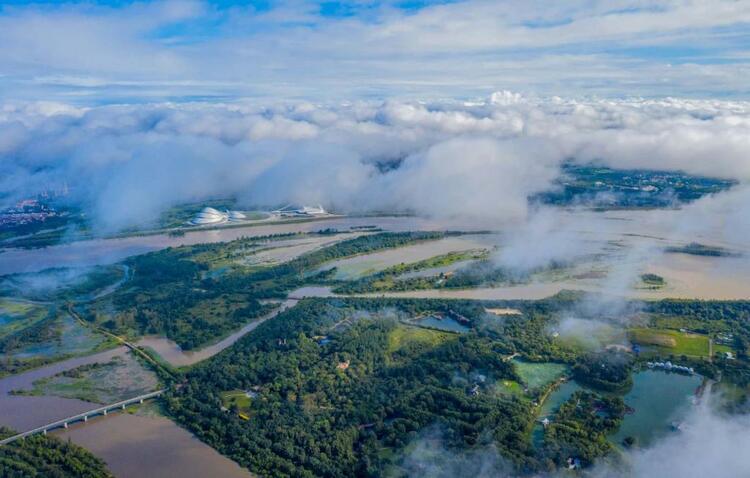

646,361,694,374
274,204,329,217
227,210,247,222
192,207,250,225
192,207,226,225
337,360,350,370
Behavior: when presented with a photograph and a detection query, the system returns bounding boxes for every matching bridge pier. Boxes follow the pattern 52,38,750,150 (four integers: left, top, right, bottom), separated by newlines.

0,389,165,446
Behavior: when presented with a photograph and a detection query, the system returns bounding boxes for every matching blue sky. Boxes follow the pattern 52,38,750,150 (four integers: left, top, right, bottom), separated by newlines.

0,0,748,103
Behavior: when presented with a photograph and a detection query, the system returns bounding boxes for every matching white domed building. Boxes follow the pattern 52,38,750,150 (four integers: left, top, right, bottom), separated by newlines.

192,207,227,225
227,210,247,222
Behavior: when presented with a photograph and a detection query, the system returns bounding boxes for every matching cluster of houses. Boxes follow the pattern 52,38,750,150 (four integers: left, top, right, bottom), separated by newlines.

646,361,694,374
0,198,62,227
467,373,487,396
716,333,735,346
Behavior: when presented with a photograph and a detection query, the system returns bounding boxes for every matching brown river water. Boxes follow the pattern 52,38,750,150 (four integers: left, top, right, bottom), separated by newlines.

0,347,128,431
54,412,253,478
0,216,454,275
0,346,253,478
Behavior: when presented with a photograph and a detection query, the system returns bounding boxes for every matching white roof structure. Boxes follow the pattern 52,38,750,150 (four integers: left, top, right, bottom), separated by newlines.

274,204,328,217
227,210,247,221
192,207,227,225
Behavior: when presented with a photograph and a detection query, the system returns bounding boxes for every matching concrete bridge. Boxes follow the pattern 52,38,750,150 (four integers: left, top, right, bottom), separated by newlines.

0,389,165,446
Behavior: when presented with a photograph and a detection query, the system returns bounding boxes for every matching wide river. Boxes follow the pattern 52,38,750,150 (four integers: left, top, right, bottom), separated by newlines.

0,216,460,275
2,210,749,301
54,413,254,478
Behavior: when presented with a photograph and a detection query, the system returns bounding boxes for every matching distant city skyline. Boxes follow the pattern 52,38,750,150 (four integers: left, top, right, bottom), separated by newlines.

0,0,749,103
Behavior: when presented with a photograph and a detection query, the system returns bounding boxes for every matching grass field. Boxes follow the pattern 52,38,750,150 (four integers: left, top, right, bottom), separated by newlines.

387,325,455,356
553,320,626,352
513,360,569,391
629,328,710,358
220,390,254,415
494,379,524,397
0,300,48,339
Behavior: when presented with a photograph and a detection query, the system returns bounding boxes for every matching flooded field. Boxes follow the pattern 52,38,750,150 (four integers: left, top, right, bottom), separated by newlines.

19,353,160,404
0,347,127,431
54,412,253,478
137,299,299,367
237,234,361,268
318,234,494,280
346,267,750,300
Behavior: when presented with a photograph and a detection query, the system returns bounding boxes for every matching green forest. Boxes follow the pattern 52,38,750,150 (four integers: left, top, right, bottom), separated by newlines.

164,295,750,476
78,231,446,349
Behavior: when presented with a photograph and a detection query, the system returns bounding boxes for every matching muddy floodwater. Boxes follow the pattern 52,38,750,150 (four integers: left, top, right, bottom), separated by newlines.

54,412,253,478
2,210,749,300
0,347,127,431
0,216,452,275
317,234,494,279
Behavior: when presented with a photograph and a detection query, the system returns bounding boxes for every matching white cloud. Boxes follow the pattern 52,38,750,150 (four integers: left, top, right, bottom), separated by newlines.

590,398,750,478
0,1,749,100
1,93,749,232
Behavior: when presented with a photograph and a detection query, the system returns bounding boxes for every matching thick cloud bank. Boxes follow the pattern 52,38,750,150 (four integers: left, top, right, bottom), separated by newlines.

1,93,749,231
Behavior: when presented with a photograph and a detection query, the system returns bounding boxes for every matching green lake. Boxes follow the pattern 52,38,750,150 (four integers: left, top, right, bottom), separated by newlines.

611,370,702,447
532,370,702,449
